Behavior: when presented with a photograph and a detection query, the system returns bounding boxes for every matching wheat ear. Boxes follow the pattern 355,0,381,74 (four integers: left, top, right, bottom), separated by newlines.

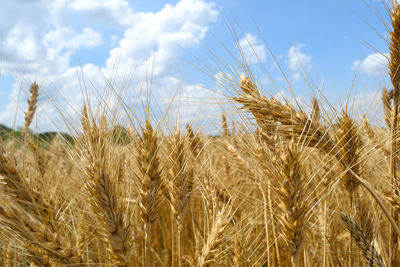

186,124,204,158
23,82,39,135
236,74,337,156
273,142,308,267
226,142,255,180
168,129,194,267
21,82,48,178
335,112,362,196
341,213,384,267
198,207,229,267
222,113,230,136
80,111,132,266
233,230,249,267
135,120,162,266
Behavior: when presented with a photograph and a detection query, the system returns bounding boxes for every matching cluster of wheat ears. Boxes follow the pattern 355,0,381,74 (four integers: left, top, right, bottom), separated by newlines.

4,3,400,267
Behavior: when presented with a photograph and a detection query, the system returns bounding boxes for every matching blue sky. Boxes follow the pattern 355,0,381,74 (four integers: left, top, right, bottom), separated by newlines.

0,0,392,132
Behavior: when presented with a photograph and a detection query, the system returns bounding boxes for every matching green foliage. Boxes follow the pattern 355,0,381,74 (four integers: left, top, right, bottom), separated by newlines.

111,125,131,145
0,124,74,148
0,124,23,142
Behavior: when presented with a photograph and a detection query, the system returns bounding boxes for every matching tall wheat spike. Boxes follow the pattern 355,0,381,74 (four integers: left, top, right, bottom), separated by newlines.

21,82,48,178
168,129,193,267
335,112,362,196
135,120,162,266
273,141,308,267
80,110,132,266
389,2,400,264
23,82,39,135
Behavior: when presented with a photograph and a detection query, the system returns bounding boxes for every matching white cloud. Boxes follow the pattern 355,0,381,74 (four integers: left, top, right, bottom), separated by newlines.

105,0,218,78
287,43,312,72
43,27,103,50
286,43,312,83
70,27,103,49
4,24,43,62
292,72,302,81
238,33,266,64
0,0,102,78
69,0,134,27
0,0,220,132
352,52,388,76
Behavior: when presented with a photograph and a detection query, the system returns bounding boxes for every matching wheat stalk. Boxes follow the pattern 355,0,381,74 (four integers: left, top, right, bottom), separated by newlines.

226,142,255,179
383,88,393,129
311,98,320,124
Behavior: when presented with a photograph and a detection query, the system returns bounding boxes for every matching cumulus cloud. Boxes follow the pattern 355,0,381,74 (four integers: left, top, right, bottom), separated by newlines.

352,52,388,76
238,33,266,64
0,0,102,77
292,72,302,81
0,0,220,132
287,43,312,72
51,27,102,49
69,0,134,27
106,0,218,78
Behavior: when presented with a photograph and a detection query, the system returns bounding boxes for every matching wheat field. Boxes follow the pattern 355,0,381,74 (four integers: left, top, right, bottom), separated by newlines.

2,2,400,267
